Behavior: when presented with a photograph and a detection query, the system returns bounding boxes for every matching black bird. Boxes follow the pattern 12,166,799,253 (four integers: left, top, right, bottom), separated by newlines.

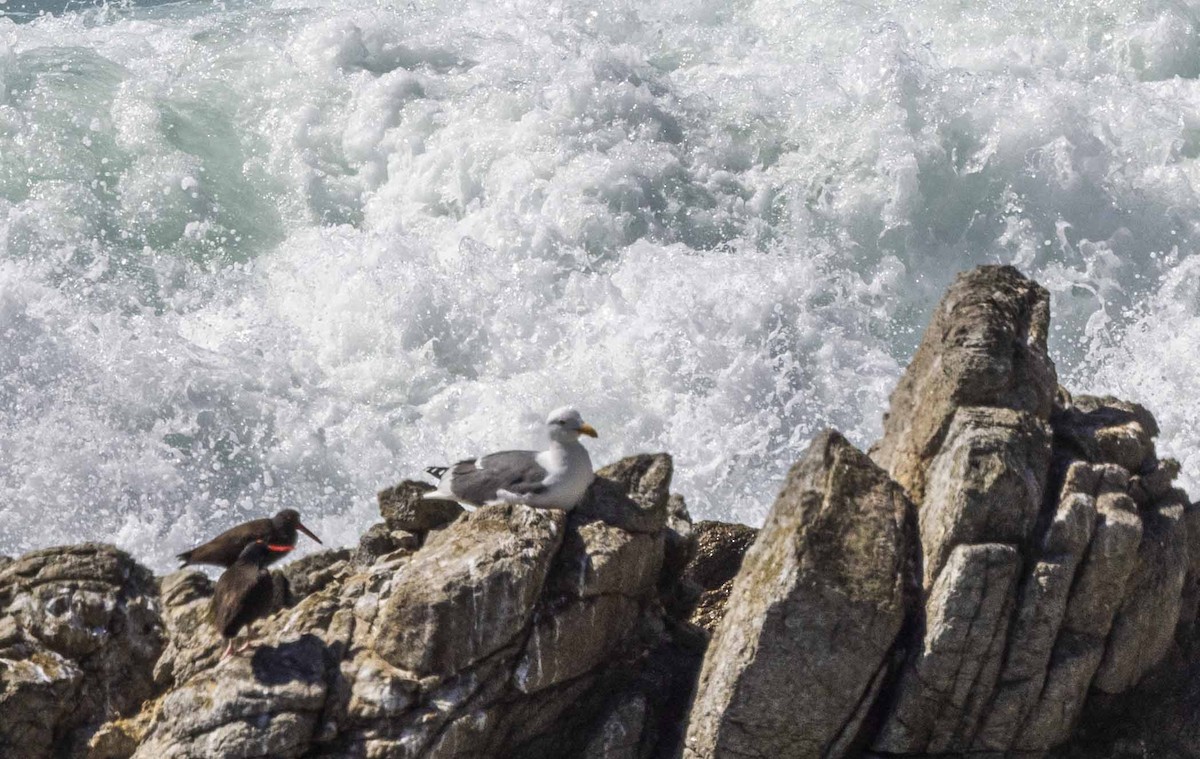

178,509,321,568
211,540,291,659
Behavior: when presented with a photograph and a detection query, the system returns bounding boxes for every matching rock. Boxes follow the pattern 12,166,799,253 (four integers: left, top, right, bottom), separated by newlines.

581,692,649,759
550,517,663,600
676,520,757,633
918,406,1051,587
575,454,673,534
685,430,917,759
377,480,464,535
0,636,82,758
368,503,567,677
1054,396,1158,473
515,594,641,694
0,544,163,757
133,634,332,759
973,479,1095,751
684,522,758,596
865,269,1060,755
116,463,676,759
152,569,220,690
5,267,1199,759
856,265,1200,756
660,494,694,595
1179,502,1200,634
1092,499,1189,693
277,548,352,605
871,265,1057,504
1018,467,1145,750
874,543,1021,754
352,523,397,566
1049,639,1200,759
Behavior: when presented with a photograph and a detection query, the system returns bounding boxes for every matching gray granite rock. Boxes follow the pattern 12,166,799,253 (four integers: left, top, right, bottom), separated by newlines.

0,544,164,757
377,479,464,535
870,265,1057,504
685,431,917,759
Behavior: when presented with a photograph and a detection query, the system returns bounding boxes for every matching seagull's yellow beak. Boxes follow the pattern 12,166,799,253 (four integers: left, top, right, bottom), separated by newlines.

578,422,598,438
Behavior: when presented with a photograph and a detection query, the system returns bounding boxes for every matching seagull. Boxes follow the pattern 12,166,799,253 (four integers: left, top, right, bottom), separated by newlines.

424,406,598,510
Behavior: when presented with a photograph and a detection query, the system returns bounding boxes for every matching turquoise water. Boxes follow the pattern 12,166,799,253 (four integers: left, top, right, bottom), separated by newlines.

2,0,1199,569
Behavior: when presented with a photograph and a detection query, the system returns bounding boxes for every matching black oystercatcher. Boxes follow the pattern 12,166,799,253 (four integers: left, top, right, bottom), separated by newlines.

178,509,321,568
211,540,290,659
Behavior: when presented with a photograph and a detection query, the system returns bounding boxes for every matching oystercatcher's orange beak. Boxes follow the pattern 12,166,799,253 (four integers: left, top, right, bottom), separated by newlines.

266,544,294,553
297,522,323,544
578,423,598,438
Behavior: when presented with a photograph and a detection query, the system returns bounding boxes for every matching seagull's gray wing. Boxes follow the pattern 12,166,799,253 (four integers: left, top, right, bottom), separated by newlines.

448,450,549,505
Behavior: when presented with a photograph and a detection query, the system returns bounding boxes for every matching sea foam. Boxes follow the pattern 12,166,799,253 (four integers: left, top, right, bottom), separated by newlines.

2,0,1199,570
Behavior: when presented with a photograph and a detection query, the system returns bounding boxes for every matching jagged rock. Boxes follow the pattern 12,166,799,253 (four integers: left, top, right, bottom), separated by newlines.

114,454,680,758
352,523,397,566
866,270,1058,752
0,544,164,757
377,480,464,535
871,265,1057,504
133,634,332,759
685,431,917,759
918,406,1051,587
1092,499,1189,693
1055,396,1158,473
152,570,220,690
1017,466,1145,750
576,454,674,534
278,548,352,605
874,543,1021,753
368,503,567,676
974,476,1095,751
858,266,1200,756
6,267,1200,759
675,520,757,633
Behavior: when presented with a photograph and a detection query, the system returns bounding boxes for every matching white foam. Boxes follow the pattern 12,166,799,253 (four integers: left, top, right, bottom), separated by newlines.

3,0,1200,571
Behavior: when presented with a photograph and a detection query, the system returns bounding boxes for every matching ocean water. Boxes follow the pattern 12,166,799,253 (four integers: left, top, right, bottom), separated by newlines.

2,0,1199,571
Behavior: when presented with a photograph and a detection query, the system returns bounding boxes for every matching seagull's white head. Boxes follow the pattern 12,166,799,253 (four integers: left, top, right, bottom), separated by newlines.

545,406,598,443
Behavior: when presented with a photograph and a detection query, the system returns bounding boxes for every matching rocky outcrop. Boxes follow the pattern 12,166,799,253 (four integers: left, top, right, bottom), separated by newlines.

870,265,1057,506
3,265,1199,759
0,545,163,757
677,266,1198,759
684,430,917,758
866,266,1196,756
66,454,687,759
